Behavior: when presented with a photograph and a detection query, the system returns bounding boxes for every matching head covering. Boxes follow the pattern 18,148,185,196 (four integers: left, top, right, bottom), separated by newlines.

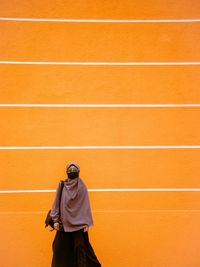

63,178,93,231
66,162,80,173
50,177,93,232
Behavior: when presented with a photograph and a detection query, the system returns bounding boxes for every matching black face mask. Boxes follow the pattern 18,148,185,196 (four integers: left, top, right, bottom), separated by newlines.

67,172,79,179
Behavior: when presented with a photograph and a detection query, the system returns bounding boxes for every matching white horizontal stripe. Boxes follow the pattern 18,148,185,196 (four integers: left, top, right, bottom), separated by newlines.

0,61,200,65
1,210,200,214
1,188,200,194
90,188,200,192
0,145,200,150
0,190,55,193
103,210,198,214
0,104,200,108
0,211,46,215
0,17,200,23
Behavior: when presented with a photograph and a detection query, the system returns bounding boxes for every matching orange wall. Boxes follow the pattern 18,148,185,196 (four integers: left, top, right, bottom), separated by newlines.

0,1,200,266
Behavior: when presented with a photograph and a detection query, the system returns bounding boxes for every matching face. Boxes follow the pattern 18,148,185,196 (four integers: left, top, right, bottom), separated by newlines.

67,165,79,179
67,165,78,173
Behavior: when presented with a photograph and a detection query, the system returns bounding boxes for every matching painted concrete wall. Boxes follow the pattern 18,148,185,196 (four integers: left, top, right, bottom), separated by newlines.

0,1,200,266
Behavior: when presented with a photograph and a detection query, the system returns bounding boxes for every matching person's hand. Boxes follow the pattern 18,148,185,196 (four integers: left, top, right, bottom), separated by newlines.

83,226,88,232
54,222,59,231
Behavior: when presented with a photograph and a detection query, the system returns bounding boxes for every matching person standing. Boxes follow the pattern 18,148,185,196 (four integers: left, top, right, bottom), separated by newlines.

50,162,101,267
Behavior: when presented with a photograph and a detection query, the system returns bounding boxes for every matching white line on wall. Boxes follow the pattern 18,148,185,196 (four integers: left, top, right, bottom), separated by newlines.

1,188,200,193
0,61,200,65
1,210,200,214
0,146,199,150
0,17,200,23
0,104,200,108
93,209,200,213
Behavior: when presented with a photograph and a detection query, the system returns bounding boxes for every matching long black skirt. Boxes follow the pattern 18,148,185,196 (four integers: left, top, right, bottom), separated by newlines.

51,229,101,267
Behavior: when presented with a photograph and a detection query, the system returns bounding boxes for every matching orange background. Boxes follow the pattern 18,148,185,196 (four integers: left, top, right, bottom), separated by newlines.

0,1,200,266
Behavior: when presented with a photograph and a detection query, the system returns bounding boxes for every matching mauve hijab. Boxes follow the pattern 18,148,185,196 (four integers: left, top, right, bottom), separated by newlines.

50,165,93,232
66,162,80,173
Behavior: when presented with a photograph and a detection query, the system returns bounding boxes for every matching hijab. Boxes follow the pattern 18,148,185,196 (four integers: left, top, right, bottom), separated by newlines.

60,176,93,231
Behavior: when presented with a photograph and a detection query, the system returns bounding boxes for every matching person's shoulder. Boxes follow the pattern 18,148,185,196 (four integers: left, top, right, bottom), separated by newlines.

78,178,88,190
56,179,64,188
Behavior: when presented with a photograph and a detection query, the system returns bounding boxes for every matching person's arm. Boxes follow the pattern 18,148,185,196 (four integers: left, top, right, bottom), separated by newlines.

50,181,62,223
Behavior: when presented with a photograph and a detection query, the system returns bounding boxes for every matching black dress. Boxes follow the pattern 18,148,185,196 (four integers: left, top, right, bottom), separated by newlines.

51,228,101,267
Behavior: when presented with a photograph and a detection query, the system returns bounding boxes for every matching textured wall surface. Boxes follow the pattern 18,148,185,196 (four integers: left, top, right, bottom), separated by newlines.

0,1,200,266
